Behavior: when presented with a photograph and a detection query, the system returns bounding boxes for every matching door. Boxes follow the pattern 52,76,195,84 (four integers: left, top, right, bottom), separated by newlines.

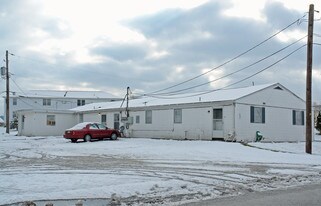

89,123,100,138
213,108,224,138
114,113,120,129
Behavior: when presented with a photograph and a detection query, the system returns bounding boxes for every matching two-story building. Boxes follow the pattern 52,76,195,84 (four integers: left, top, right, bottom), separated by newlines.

4,90,122,124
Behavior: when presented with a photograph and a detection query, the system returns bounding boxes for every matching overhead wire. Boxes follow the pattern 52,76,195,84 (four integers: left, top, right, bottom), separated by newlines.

144,44,306,99
142,35,307,96
145,13,308,95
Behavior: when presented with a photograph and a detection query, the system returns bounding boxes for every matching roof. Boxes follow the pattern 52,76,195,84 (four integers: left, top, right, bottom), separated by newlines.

9,90,120,99
72,83,279,112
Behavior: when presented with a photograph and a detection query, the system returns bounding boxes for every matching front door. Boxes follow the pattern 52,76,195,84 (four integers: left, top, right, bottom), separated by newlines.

114,113,120,130
213,108,223,138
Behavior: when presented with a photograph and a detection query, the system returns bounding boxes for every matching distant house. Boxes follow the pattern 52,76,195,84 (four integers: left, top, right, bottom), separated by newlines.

17,83,307,142
0,116,4,127
4,90,122,124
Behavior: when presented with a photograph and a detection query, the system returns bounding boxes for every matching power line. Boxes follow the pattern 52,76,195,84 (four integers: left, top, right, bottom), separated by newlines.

142,35,307,96
146,14,308,95
144,44,306,99
10,76,26,95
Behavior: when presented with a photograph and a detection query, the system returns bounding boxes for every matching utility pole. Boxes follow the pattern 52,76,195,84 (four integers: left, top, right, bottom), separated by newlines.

126,86,130,118
306,4,314,154
5,50,10,134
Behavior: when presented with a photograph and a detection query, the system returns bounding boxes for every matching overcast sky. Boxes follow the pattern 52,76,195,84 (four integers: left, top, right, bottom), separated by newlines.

1,0,321,114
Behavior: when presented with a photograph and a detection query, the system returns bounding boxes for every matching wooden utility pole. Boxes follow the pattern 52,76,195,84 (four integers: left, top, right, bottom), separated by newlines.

306,4,314,154
126,86,130,118
5,50,10,134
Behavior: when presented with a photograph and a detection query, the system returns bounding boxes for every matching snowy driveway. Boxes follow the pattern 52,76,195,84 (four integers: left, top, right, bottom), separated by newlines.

1,133,321,205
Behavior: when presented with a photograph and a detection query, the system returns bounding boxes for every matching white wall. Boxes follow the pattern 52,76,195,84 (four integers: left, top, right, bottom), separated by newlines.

6,96,118,122
83,113,101,123
126,108,214,140
90,106,234,140
235,86,305,142
18,112,77,136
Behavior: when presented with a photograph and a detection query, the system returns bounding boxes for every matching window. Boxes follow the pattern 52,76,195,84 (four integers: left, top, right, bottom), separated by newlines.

43,99,51,106
22,115,25,129
77,99,86,106
101,114,107,125
13,98,17,105
174,109,182,124
47,115,55,126
97,123,107,129
145,110,152,124
293,110,304,125
89,124,99,129
250,106,265,123
136,115,140,124
213,109,223,130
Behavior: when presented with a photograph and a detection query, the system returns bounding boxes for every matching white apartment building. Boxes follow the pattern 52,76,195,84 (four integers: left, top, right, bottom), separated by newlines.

5,90,122,123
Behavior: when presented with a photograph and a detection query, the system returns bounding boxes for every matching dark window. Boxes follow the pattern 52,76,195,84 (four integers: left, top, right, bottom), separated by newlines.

136,115,140,124
43,99,51,106
77,99,86,106
13,98,17,105
145,110,152,124
250,106,265,124
174,109,182,124
114,113,120,129
101,114,107,124
292,110,304,125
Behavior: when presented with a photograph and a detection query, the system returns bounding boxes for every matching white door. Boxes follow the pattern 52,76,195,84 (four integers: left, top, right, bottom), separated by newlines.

213,108,224,138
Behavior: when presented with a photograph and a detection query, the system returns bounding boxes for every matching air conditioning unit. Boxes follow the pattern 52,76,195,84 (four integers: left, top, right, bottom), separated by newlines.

127,117,133,124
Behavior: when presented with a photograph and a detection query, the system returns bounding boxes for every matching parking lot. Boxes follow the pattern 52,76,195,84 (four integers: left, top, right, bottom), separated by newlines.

1,132,321,205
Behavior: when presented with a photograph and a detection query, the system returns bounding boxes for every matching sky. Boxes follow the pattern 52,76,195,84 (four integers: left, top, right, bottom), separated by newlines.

1,0,321,114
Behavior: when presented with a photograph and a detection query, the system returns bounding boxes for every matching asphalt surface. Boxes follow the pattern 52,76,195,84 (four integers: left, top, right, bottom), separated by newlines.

182,183,321,206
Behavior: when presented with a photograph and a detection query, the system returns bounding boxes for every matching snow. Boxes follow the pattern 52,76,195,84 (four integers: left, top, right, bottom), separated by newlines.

73,83,278,112
65,122,93,130
11,90,119,99
1,128,321,205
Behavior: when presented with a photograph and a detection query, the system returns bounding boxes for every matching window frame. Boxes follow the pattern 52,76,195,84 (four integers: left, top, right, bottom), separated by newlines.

12,98,17,106
101,114,107,125
136,115,140,124
145,110,152,124
77,99,86,106
292,110,304,126
174,109,182,124
46,115,56,126
250,106,265,124
43,98,51,106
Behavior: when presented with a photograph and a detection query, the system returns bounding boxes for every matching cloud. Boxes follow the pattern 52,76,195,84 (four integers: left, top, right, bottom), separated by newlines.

1,0,320,115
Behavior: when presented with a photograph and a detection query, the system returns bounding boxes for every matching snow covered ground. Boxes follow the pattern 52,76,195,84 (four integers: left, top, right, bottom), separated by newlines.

1,128,321,206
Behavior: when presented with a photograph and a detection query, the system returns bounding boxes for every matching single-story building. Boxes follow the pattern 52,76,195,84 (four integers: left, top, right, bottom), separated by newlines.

17,83,308,142
17,109,77,136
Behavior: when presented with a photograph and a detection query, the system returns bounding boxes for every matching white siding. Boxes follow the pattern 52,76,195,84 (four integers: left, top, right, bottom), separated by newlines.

18,112,77,136
83,113,100,123
235,86,305,142
6,96,120,123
